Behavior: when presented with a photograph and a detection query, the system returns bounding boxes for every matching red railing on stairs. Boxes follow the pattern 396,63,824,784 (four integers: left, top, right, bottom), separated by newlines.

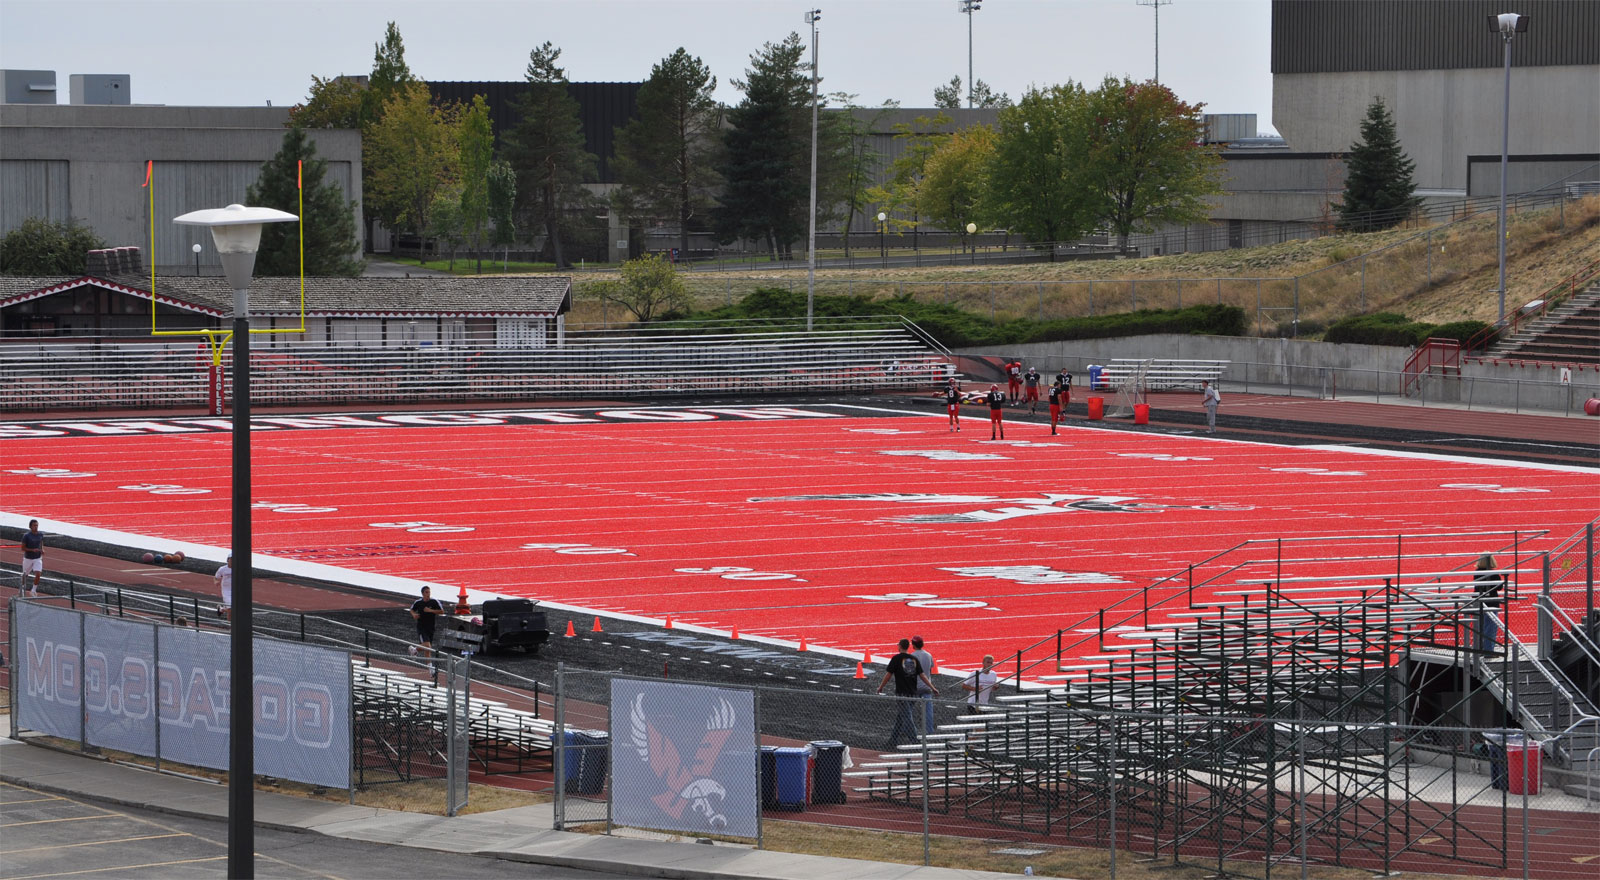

1402,337,1461,396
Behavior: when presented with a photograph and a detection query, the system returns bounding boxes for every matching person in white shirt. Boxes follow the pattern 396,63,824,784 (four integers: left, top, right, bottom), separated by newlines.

963,655,999,713
214,555,233,619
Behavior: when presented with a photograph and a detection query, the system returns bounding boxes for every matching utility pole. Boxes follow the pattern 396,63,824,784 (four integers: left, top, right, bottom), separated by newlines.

959,0,982,107
806,8,821,332
1137,0,1172,84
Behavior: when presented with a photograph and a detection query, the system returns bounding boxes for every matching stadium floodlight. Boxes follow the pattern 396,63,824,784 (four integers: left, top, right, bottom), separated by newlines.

1137,0,1173,85
806,9,821,331
958,0,982,107
1488,12,1528,324
172,202,297,880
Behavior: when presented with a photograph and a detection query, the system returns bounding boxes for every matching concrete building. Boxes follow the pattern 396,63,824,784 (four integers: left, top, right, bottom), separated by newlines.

1270,0,1599,197
0,102,362,274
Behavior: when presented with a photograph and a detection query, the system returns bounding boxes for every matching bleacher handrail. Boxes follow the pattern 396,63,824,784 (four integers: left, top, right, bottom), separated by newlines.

1465,256,1600,354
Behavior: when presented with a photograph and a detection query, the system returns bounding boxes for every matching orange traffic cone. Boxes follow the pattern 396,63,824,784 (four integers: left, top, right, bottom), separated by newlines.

730,625,740,640
591,617,603,633
854,661,866,679
564,620,576,637
798,635,808,651
665,615,674,629
930,658,939,673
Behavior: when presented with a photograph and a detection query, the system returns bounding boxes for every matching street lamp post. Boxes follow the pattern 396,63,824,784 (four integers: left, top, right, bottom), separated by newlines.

1490,12,1529,325
805,8,821,332
173,203,298,880
192,242,202,276
877,212,887,268
966,222,977,265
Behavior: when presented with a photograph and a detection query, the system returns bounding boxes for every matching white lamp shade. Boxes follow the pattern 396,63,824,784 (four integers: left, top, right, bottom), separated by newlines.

877,212,887,221
209,222,264,255
173,204,298,254
966,222,978,234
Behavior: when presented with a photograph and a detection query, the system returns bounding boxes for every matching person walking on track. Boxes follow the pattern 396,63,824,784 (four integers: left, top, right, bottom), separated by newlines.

986,385,1006,439
214,554,233,620
1202,380,1222,433
877,638,936,750
410,585,446,659
20,519,44,596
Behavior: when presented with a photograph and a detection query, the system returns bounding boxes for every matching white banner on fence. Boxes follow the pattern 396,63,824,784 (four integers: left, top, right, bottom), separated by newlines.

610,679,757,839
84,615,158,757
15,602,349,790
16,601,84,741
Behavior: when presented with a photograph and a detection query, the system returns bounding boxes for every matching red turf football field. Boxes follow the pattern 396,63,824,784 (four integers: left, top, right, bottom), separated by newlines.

3,403,1595,670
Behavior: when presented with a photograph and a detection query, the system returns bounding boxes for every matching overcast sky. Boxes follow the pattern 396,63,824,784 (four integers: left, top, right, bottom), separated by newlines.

1,0,1277,131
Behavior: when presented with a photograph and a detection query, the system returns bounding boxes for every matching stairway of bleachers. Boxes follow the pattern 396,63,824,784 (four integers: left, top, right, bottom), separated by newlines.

1489,283,1600,365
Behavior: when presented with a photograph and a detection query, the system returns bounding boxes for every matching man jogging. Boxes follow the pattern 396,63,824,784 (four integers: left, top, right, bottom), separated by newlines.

20,519,43,596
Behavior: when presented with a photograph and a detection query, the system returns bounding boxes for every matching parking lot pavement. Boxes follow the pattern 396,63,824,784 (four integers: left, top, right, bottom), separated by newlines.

0,782,623,880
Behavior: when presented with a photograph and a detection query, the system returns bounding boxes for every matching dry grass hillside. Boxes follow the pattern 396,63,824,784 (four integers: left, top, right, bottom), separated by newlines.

561,196,1600,332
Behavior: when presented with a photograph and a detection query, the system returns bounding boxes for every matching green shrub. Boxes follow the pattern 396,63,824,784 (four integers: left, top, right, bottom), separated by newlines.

1427,320,1496,346
668,289,1246,348
1324,312,1452,346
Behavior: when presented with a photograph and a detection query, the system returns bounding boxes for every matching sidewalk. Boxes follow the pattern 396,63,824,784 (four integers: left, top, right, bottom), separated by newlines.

0,727,1032,880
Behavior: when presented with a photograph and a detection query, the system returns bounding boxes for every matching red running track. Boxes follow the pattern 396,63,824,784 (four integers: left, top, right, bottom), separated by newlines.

2,404,1595,670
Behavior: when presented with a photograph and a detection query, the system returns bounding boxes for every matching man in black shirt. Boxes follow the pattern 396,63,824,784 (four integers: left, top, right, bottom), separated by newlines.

1023,367,1041,412
1473,554,1506,652
877,638,937,749
985,385,1005,440
1047,381,1063,434
410,586,445,659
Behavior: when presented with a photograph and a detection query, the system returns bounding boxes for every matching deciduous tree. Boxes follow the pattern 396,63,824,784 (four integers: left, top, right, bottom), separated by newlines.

933,75,1010,110
364,82,460,251
502,42,596,269
987,84,1099,247
456,95,494,273
1336,97,1421,232
824,96,894,256
1085,77,1223,250
864,112,953,245
487,159,517,269
917,124,998,241
612,48,722,258
0,218,105,276
585,253,690,322
245,127,363,276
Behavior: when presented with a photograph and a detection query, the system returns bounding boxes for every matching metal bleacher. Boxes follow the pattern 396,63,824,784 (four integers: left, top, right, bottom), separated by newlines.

0,316,954,411
844,534,1592,874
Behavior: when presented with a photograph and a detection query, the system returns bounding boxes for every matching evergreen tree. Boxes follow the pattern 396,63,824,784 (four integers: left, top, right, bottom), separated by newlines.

713,33,812,259
612,48,723,258
363,22,416,129
245,127,363,276
501,42,596,269
933,75,1010,109
1337,98,1421,233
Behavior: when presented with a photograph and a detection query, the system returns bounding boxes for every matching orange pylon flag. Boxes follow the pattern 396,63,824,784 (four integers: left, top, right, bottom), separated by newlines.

591,616,603,633
565,620,576,637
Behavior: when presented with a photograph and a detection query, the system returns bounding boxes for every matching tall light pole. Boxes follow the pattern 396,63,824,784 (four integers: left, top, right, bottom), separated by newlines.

1490,12,1528,325
806,8,821,332
1137,0,1173,84
958,0,981,107
173,203,298,880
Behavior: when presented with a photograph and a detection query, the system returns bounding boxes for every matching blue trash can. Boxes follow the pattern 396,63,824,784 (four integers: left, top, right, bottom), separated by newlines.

1088,365,1104,390
773,746,814,811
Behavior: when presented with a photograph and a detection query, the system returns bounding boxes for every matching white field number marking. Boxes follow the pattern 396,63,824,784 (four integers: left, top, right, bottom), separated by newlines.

370,520,475,533
120,483,210,495
1267,467,1366,477
1439,483,1549,494
523,542,633,556
254,501,339,514
6,466,96,478
676,566,806,582
850,592,995,610
1111,452,1211,462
